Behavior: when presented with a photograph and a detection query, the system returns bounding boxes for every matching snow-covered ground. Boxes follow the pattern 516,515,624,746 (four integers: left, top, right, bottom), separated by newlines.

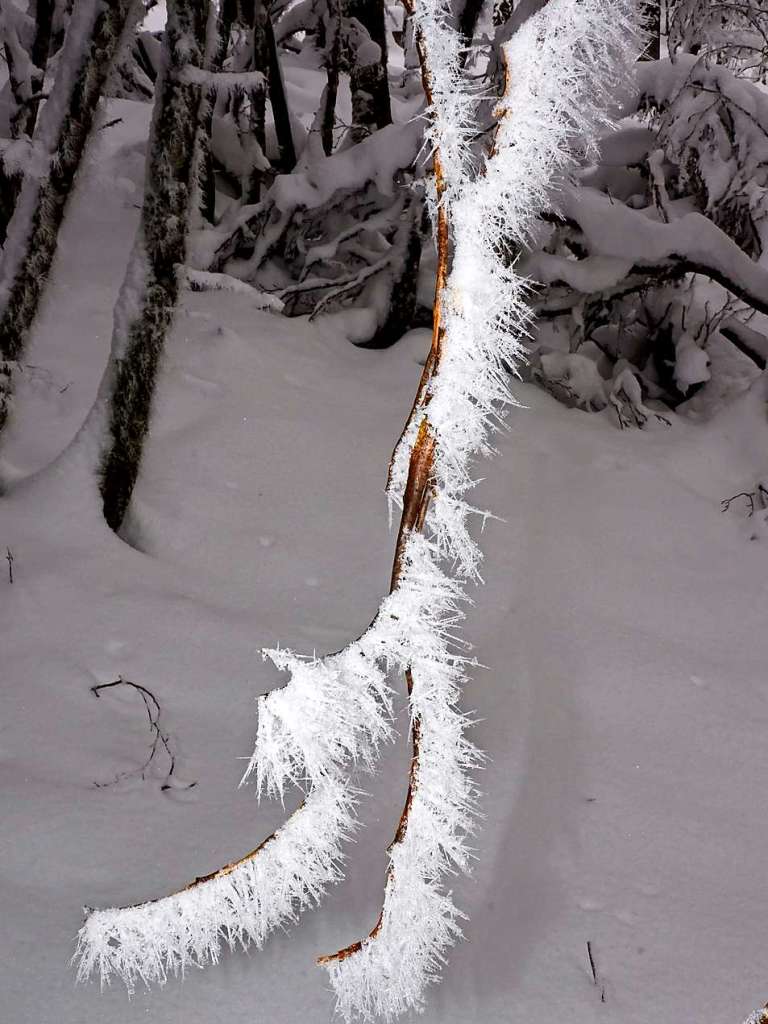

3,99,768,1024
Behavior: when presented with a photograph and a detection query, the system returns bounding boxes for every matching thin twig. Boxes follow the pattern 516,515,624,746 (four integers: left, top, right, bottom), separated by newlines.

587,940,598,984
91,677,195,792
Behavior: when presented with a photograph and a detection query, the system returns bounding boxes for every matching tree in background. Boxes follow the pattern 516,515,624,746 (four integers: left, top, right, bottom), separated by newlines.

97,0,213,530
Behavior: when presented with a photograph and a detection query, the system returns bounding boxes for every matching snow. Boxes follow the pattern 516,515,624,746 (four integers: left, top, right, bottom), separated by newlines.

558,185,768,309
4,59,768,1024
270,118,423,212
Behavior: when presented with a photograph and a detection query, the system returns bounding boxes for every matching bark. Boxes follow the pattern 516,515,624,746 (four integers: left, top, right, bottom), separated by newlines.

99,0,208,531
264,3,296,171
320,0,341,156
493,0,515,24
344,0,391,143
223,0,269,202
0,0,137,441
199,3,231,223
19,0,55,137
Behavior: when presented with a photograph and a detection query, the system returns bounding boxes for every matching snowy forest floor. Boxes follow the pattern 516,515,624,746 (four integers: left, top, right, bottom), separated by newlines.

3,99,768,1024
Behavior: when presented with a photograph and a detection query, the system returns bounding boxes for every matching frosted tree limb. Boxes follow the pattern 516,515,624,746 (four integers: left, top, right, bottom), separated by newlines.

74,0,641,1016
73,782,356,993
318,0,642,1019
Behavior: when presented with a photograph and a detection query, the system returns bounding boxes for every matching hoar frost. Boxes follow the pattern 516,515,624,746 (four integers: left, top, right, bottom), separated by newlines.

74,1,642,1020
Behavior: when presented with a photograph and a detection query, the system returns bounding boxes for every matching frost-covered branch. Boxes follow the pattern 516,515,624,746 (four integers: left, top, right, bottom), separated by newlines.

316,0,641,1019
74,0,641,1016
74,781,358,992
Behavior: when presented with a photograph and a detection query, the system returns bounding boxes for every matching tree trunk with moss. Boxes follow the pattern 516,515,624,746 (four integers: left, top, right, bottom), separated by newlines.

344,0,391,144
0,0,136,441
99,0,209,532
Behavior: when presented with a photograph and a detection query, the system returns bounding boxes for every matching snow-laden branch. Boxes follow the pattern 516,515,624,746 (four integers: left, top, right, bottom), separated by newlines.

528,187,768,319
181,66,267,92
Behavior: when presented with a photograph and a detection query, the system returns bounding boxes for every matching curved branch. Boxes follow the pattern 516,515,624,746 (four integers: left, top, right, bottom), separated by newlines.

535,189,768,319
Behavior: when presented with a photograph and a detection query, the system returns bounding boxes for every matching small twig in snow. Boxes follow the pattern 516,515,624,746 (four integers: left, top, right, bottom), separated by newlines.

98,117,123,132
6,547,13,584
587,940,606,1002
587,940,598,985
721,485,768,517
90,678,195,792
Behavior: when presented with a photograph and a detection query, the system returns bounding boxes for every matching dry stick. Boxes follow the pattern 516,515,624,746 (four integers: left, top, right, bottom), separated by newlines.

587,940,606,1003
90,678,194,791
587,939,598,984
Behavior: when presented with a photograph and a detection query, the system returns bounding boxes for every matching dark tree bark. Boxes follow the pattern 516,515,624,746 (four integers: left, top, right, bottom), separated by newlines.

493,0,515,25
344,0,391,144
0,0,137,441
99,0,210,531
199,2,231,223
222,0,270,202
264,3,296,171
457,0,484,62
320,0,341,156
19,0,55,138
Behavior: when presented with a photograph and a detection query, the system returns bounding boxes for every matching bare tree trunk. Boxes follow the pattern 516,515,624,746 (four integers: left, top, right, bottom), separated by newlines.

640,0,660,60
19,0,55,138
344,0,391,144
0,0,137,442
199,2,231,223
99,0,209,531
264,2,296,171
320,0,341,156
223,0,270,202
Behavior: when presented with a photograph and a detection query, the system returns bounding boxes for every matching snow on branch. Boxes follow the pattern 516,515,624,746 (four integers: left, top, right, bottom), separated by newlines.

317,0,642,1019
73,780,357,993
180,66,267,92
634,54,768,255
529,186,768,320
